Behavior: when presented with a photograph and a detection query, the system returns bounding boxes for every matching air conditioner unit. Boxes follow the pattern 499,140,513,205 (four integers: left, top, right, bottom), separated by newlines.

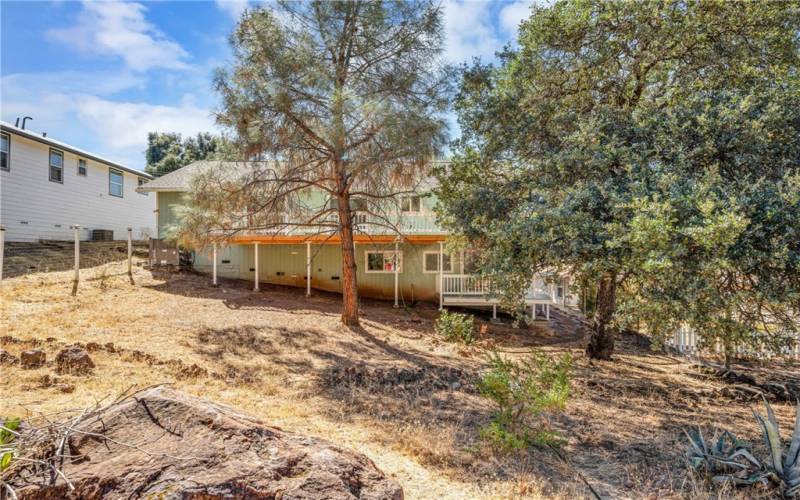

91,229,114,241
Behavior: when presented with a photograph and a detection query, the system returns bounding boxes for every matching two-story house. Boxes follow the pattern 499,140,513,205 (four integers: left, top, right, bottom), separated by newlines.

139,160,577,314
0,121,156,242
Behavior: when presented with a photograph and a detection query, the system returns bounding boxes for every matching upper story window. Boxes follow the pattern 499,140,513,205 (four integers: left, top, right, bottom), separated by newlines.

138,177,148,195
400,195,421,213
109,169,124,197
77,159,87,176
0,132,9,171
350,198,367,212
49,149,64,183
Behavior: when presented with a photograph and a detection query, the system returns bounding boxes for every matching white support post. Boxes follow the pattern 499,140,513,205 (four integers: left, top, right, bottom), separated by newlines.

492,304,497,320
127,227,133,277
393,240,400,308
460,250,465,274
531,303,536,321
254,242,260,291
212,242,218,286
0,226,5,283
438,241,444,310
306,241,311,297
71,225,80,295
546,304,550,321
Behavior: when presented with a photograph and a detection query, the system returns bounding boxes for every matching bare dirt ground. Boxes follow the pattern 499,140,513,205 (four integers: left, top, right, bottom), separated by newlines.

0,260,795,499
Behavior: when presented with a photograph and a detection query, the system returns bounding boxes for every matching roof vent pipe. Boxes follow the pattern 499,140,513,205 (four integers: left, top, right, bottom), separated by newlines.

42,132,47,138
14,117,19,127
21,116,32,130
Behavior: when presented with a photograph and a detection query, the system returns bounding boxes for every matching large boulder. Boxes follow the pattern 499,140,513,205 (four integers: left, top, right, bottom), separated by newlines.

55,345,95,375
11,386,403,500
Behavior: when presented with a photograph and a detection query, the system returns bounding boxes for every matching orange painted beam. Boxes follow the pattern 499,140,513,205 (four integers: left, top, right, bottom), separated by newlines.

229,233,445,245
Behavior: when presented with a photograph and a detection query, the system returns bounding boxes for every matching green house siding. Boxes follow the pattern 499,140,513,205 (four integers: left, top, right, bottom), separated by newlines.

156,189,456,303
193,241,457,303
156,191,186,239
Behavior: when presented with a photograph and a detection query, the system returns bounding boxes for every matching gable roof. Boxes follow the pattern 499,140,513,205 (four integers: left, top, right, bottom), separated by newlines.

0,121,152,179
137,161,261,192
138,159,449,193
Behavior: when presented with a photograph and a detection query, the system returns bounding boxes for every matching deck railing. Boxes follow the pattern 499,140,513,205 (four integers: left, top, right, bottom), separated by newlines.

442,274,493,295
240,212,446,236
441,274,563,303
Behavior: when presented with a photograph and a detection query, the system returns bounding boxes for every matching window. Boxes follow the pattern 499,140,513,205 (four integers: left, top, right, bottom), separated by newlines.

0,132,9,171
350,198,367,211
400,195,421,213
49,149,64,183
423,252,453,273
365,250,402,273
77,159,87,176
109,169,123,197
138,177,148,195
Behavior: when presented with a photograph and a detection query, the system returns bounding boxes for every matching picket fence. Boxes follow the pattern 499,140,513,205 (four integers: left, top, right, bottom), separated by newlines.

667,325,800,360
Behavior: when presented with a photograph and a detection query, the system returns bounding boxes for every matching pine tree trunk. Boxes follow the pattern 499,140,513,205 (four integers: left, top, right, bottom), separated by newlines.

338,190,360,327
586,271,618,360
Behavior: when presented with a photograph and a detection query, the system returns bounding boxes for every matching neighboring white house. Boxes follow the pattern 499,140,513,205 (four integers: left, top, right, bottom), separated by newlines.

0,121,156,242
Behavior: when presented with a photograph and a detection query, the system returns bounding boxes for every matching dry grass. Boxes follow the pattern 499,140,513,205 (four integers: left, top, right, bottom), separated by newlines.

0,261,795,499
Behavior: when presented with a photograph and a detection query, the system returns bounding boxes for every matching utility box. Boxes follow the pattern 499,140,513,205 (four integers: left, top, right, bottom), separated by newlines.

91,229,114,241
149,238,180,266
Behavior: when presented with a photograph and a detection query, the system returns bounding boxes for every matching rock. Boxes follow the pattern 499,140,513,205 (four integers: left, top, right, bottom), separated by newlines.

20,349,45,369
10,386,403,500
53,383,75,394
55,345,95,375
0,349,18,365
84,342,102,352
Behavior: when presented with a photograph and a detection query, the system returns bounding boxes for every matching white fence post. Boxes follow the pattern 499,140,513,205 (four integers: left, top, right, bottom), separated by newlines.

0,225,5,283
127,227,133,278
71,225,80,295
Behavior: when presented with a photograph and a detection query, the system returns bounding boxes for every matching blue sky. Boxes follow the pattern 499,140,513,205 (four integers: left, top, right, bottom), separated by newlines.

1,1,534,171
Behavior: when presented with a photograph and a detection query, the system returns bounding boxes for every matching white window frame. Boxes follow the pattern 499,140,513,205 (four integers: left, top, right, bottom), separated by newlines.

77,158,87,176
365,250,403,273
49,148,64,183
109,168,124,198
423,251,453,274
399,195,421,214
0,132,9,171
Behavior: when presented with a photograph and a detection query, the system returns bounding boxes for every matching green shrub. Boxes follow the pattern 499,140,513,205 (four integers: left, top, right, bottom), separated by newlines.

478,351,572,453
435,310,475,345
0,417,20,472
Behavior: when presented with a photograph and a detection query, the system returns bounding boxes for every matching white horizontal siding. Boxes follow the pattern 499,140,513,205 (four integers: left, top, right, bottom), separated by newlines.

0,133,156,242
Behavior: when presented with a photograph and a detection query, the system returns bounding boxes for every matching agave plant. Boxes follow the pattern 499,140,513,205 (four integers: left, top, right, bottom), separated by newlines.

685,427,767,486
753,399,800,497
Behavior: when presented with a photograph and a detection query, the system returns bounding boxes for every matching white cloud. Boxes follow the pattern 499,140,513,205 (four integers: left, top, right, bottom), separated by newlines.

215,0,249,22
498,1,534,35
74,95,216,150
47,1,190,72
1,71,216,169
442,0,501,63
